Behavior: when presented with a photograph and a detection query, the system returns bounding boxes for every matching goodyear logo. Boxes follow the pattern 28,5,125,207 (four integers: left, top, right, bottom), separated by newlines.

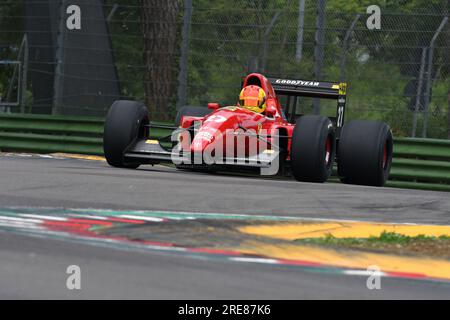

275,79,320,87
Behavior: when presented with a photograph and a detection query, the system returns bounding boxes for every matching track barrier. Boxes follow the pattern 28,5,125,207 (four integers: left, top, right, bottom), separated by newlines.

1,113,449,191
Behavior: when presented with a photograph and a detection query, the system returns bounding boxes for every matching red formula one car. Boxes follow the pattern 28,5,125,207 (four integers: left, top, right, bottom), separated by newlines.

103,73,393,186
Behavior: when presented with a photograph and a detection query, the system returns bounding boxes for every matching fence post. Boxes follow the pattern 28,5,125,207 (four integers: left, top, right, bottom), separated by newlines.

6,35,29,107
261,10,282,73
339,14,360,82
20,35,29,114
295,0,305,64
447,88,450,139
313,0,326,115
422,16,448,138
411,47,427,137
52,0,68,115
6,61,20,108
176,0,193,110
106,3,118,21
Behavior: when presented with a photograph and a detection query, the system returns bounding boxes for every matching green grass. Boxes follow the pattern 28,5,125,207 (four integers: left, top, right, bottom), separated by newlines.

294,231,450,259
295,231,450,246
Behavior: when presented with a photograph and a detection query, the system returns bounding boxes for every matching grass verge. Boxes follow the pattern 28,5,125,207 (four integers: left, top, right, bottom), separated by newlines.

294,231,450,259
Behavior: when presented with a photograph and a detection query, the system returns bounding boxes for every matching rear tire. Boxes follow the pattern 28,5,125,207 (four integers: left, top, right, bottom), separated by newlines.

175,106,210,126
337,120,393,187
290,115,336,183
103,100,149,168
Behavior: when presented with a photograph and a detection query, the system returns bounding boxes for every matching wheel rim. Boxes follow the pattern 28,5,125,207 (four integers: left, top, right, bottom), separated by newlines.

382,142,388,170
325,136,331,165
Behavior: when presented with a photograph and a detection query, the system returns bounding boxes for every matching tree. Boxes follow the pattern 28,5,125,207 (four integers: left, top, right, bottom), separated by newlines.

140,0,179,121
0,0,24,108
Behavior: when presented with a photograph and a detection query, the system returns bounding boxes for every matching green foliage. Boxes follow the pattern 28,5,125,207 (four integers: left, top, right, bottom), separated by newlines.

1,0,448,137
0,0,23,46
296,231,450,246
179,0,450,138
105,0,145,101
0,0,24,105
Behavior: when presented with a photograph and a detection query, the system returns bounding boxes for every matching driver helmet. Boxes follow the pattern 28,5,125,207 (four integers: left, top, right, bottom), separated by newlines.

239,85,266,113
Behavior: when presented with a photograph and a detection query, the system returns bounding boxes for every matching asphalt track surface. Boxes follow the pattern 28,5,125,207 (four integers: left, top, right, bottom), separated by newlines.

1,154,450,299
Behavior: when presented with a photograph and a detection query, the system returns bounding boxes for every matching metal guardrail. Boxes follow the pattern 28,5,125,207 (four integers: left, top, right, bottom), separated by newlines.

0,113,104,155
388,138,450,192
0,113,104,135
1,113,449,191
0,113,170,155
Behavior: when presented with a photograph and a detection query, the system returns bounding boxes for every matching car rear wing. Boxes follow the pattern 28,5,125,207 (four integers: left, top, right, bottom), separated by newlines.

268,78,347,129
268,78,346,99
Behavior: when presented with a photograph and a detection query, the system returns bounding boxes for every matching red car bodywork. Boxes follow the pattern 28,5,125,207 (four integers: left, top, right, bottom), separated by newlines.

105,71,394,187
178,73,294,159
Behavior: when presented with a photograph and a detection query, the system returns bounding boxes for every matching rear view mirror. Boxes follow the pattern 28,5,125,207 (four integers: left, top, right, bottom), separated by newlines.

265,105,276,117
208,103,219,110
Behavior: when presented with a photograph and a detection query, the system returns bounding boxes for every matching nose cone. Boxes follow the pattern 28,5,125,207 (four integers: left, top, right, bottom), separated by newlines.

189,108,241,154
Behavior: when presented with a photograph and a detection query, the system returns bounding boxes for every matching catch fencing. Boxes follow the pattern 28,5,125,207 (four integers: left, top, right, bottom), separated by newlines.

0,0,449,138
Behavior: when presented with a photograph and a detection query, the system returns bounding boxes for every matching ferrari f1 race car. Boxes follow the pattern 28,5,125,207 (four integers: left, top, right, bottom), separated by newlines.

103,73,393,187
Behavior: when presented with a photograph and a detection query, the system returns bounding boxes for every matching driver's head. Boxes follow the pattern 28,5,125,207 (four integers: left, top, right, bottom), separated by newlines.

239,85,266,113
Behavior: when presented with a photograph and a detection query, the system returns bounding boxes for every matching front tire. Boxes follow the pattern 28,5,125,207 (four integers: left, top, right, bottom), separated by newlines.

337,120,393,187
290,115,336,182
103,100,149,168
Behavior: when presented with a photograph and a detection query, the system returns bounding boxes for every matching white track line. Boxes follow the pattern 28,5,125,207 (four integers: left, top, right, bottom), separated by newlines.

0,216,42,224
118,215,165,222
68,214,108,220
18,214,67,221
2,206,447,226
0,221,43,229
343,270,387,277
229,257,279,264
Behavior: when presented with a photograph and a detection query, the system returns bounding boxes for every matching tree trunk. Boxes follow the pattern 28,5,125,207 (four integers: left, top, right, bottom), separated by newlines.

140,0,179,121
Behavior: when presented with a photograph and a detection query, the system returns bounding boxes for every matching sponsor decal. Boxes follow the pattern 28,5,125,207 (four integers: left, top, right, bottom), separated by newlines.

171,123,280,175
196,131,214,143
339,83,347,95
203,114,227,124
257,123,262,134
275,79,320,87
